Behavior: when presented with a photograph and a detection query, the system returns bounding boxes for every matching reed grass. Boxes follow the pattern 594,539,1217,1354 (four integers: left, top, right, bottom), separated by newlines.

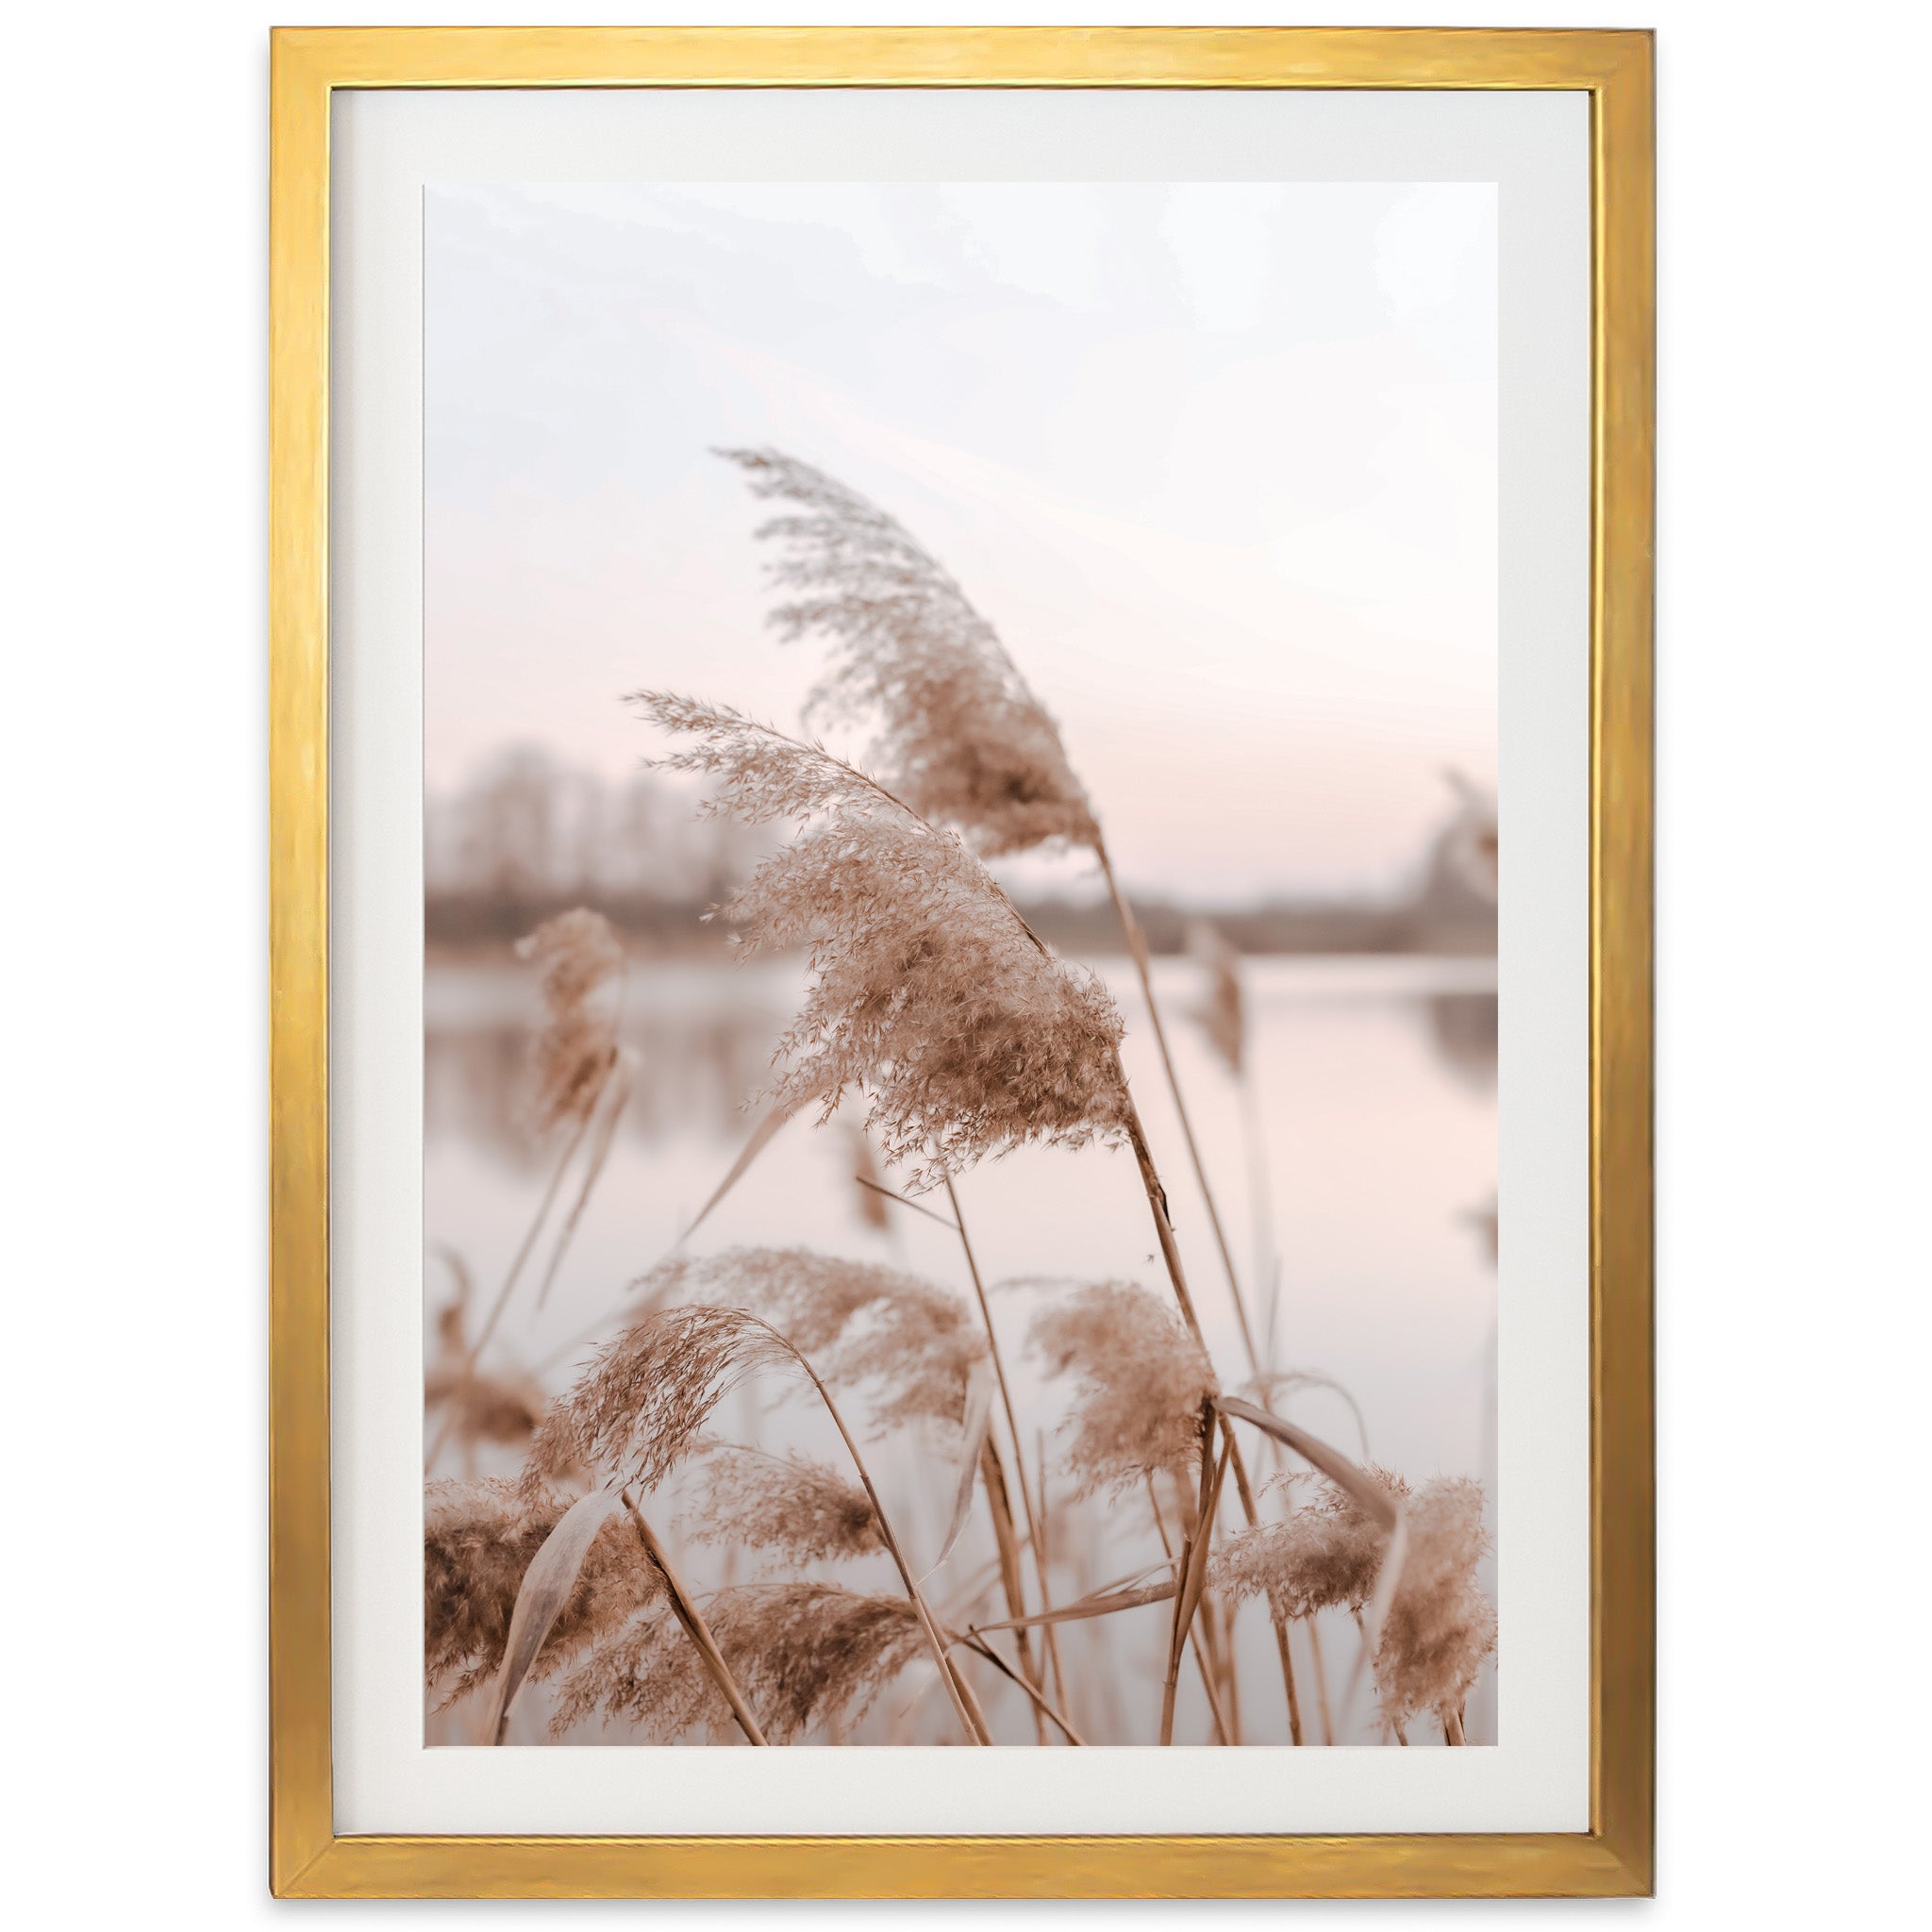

720,448,1263,1371
426,911,627,1472
423,459,1497,1751
530,1295,990,1742
619,1489,768,1744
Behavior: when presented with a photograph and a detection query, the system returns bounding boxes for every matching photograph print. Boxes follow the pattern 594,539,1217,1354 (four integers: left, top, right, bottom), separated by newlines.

422,178,1500,1752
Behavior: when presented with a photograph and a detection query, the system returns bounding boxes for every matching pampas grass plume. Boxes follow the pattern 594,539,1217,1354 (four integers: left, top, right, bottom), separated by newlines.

719,446,1097,857
516,908,625,1133
555,1583,926,1743
631,695,1128,1186
425,1477,658,1705
1029,1281,1217,1496
685,1444,885,1565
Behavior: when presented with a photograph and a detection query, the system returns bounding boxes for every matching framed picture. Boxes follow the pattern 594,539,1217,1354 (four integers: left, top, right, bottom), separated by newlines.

270,25,1653,1899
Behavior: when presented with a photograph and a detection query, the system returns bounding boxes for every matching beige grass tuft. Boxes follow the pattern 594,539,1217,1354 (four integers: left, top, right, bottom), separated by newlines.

424,1477,658,1707
554,1583,929,1743
1028,1282,1218,1497
630,694,1128,1186
718,446,1097,857
684,1443,884,1565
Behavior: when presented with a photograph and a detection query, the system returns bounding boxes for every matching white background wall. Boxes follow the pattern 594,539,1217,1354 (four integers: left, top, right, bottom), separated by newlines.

3,1,1924,1922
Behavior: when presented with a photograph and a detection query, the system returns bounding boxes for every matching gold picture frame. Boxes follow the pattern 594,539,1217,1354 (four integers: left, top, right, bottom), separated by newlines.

269,24,1653,1899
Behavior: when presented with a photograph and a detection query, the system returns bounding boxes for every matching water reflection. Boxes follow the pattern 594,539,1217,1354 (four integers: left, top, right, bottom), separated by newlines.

425,960,793,1167
427,957,1499,1166
425,951,1499,1744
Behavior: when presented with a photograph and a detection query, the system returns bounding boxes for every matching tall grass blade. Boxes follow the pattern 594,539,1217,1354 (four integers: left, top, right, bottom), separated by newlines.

426,1084,598,1472
681,1098,797,1242
1160,1427,1229,1744
1122,1093,1302,1737
926,1362,994,1576
1219,1393,1410,1731
533,1048,635,1311
952,1633,1088,1745
1214,1397,1399,1530
970,1576,1177,1634
853,1174,958,1230
485,1487,621,1744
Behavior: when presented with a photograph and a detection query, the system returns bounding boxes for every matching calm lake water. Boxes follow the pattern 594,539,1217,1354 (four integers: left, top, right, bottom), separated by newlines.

426,951,1498,1746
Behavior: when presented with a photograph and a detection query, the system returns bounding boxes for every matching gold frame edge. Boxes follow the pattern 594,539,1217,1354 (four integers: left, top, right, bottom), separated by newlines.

267,23,1655,1900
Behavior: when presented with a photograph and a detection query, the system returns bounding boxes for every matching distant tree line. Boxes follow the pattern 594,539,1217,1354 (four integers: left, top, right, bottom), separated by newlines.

426,745,1495,956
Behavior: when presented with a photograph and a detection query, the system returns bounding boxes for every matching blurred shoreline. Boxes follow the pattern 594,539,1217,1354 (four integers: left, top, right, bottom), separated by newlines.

427,886,1494,961
425,746,1496,959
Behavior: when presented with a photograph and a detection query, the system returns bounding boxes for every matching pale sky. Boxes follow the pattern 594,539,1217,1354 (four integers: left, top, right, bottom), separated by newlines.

425,180,1496,899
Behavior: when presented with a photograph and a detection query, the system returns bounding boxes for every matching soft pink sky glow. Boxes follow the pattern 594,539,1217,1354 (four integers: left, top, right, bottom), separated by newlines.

426,180,1496,899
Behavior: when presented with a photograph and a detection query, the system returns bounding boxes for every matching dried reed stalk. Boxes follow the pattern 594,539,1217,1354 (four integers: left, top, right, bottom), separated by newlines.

847,1121,892,1236
852,1173,957,1229
681,1097,798,1243
978,1438,1049,1743
716,449,1260,1379
1208,1397,1495,1740
783,1335,993,1744
943,1176,1058,1710
619,1489,766,1745
1121,1092,1304,1740
1097,844,1263,1376
931,1364,996,1574
533,1046,635,1311
969,1575,1176,1633
427,910,625,1472
1159,1420,1229,1745
425,1087,597,1474
1030,1431,1071,1716
811,1169,1052,1736
536,1299,991,1744
1307,1616,1337,1746
951,1632,1086,1745
1145,1474,1235,1745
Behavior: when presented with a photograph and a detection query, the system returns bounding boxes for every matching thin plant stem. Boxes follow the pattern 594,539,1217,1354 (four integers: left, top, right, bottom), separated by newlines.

1194,1573,1241,1745
1096,841,1261,1376
1444,1707,1467,1746
854,1173,958,1230
1238,1072,1280,1369
617,1489,766,1746
952,1655,996,1742
863,1166,1048,1733
979,1438,1050,1743
1031,1431,1071,1715
944,1175,1062,1695
532,1051,634,1312
1123,1091,1304,1741
952,1632,1087,1745
1145,1475,1233,1746
1196,1463,1245,1743
1159,1419,1228,1744
425,1070,603,1472
778,1332,991,1745
1307,1617,1337,1746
